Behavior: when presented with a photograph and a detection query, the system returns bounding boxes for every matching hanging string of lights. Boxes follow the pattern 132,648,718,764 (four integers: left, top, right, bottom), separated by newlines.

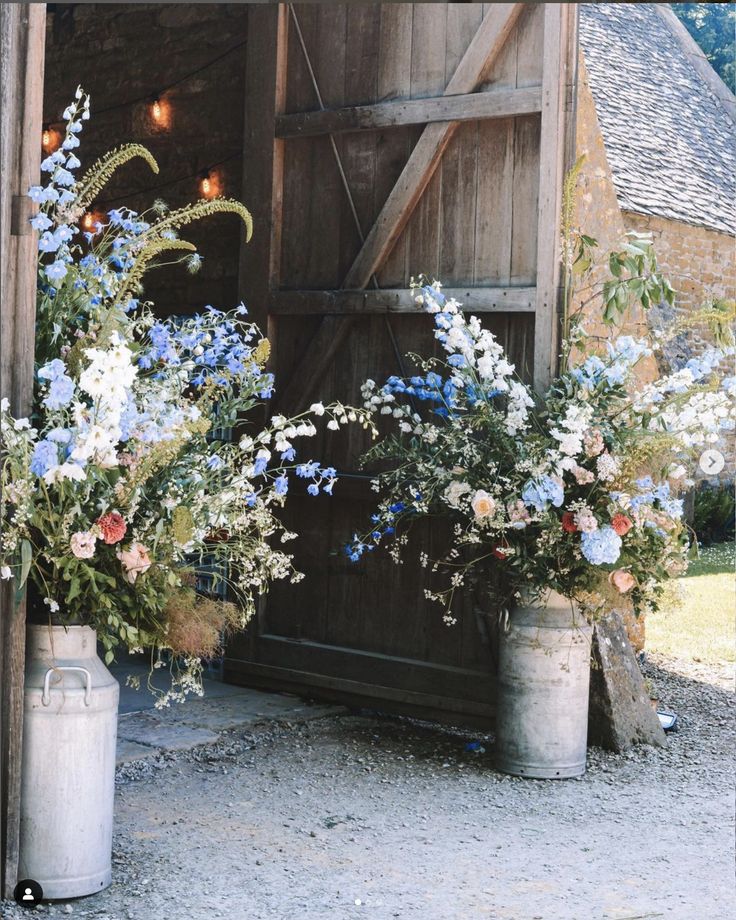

43,36,247,217
43,37,247,129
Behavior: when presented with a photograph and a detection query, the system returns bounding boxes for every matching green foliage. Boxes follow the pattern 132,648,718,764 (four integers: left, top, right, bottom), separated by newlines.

673,2,736,93
693,483,736,545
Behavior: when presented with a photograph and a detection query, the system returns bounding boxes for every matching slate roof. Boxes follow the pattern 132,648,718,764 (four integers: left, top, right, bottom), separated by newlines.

579,3,736,236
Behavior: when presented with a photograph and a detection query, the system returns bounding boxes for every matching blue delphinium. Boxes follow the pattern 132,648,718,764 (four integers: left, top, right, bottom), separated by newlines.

29,439,59,477
38,359,75,410
580,527,622,565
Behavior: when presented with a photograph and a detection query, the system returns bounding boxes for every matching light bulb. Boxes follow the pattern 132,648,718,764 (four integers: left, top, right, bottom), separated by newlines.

81,213,95,231
201,176,211,196
152,99,162,122
42,128,51,148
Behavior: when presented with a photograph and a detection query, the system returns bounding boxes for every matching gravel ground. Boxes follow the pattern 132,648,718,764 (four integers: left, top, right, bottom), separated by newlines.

2,653,733,920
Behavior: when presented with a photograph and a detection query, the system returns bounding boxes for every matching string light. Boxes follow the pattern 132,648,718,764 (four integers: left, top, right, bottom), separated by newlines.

42,124,61,154
199,169,221,199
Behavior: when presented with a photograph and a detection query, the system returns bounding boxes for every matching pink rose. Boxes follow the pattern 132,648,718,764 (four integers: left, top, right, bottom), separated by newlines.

97,511,127,545
70,531,96,559
117,542,152,583
609,569,636,594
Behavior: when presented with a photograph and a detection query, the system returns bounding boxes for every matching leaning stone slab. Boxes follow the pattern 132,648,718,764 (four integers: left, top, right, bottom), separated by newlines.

117,711,220,752
116,738,161,765
588,609,667,752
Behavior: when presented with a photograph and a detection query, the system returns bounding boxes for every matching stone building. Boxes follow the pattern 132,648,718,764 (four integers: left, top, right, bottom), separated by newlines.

576,3,735,325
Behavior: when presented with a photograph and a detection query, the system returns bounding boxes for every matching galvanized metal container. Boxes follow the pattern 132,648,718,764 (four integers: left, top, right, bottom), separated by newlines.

495,592,592,779
19,624,119,898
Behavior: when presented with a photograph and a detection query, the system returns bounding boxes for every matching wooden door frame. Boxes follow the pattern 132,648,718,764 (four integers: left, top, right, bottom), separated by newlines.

0,1,46,898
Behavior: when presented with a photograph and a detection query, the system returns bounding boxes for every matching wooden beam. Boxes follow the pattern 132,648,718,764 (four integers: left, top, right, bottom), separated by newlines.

0,1,45,899
275,86,542,138
276,3,525,412
532,4,576,392
269,286,536,315
238,3,289,337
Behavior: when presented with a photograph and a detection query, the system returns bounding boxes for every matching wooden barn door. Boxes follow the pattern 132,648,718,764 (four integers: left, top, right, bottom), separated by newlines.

225,2,578,726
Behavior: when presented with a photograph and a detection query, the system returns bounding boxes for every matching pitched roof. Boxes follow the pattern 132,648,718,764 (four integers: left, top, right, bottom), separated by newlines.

579,3,736,236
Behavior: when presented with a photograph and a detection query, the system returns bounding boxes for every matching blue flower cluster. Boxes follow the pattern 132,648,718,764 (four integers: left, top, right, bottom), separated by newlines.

296,462,337,496
38,359,75,411
138,308,274,397
521,476,564,512
383,372,460,416
580,526,622,565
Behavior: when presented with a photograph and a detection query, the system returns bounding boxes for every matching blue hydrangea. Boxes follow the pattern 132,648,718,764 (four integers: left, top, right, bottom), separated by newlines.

30,439,59,477
521,476,564,512
274,474,289,496
580,526,622,565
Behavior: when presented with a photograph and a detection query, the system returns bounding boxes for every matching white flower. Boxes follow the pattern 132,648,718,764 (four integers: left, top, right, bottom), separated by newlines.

444,480,471,509
43,462,87,485
327,420,340,431
596,452,620,482
1,566,12,580
44,598,60,612
309,402,325,416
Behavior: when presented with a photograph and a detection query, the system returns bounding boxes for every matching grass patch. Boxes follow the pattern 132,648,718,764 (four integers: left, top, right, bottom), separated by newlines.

646,541,735,664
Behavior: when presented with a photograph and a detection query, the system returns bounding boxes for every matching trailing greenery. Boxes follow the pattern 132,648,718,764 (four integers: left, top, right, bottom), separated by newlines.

693,483,736,545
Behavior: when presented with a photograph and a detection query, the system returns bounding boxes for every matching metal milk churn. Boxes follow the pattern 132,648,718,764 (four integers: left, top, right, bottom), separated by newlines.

495,591,592,779
19,624,119,898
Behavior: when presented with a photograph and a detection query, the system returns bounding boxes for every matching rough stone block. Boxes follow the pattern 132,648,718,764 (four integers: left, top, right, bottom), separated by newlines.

117,712,220,752
588,609,667,752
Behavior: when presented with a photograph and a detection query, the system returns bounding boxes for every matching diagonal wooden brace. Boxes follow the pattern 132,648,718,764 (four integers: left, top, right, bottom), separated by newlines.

276,3,525,413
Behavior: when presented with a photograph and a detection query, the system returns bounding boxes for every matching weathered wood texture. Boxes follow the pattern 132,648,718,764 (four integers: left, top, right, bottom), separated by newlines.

0,2,45,898
227,3,578,724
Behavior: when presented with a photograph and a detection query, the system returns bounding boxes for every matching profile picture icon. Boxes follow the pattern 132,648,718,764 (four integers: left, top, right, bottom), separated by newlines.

13,878,43,907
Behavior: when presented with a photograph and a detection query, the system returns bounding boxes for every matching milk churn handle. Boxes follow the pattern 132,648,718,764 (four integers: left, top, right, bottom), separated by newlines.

42,666,92,707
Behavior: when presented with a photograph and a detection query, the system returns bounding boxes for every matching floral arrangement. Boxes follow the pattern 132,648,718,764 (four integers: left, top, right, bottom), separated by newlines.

346,266,734,624
0,89,373,700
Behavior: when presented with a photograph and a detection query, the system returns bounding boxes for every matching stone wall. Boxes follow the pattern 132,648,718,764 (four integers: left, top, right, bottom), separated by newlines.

623,211,735,313
43,3,249,316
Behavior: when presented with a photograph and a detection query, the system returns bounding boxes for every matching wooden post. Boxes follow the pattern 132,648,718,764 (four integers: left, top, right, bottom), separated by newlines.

0,1,45,898
533,3,574,392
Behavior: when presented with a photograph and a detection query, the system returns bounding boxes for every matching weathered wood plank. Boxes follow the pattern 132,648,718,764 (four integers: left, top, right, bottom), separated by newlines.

275,86,542,138
533,3,573,391
269,287,536,315
238,3,289,335
345,2,525,290
0,1,45,898
374,1,414,287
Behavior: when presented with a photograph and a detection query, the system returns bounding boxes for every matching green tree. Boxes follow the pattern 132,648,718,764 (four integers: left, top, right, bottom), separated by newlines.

673,2,736,93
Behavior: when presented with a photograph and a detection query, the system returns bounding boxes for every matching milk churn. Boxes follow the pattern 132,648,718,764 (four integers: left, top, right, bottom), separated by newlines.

19,624,119,898
495,591,592,779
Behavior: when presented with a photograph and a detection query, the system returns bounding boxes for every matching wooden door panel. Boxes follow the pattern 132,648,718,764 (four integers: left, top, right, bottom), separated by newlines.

226,3,578,725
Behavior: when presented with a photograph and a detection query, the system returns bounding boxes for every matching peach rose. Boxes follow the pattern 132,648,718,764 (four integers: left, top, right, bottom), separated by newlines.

611,513,633,536
117,542,152,584
609,569,636,594
471,490,496,520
